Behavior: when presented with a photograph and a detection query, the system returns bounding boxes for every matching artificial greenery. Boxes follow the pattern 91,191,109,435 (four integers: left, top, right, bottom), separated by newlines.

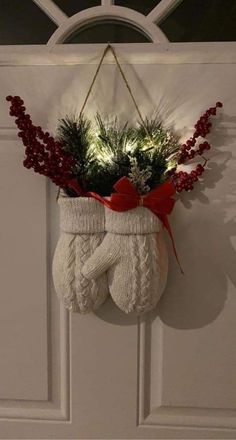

57,114,180,196
57,116,93,179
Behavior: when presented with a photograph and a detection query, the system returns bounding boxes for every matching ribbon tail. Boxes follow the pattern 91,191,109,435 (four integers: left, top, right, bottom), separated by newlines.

160,215,184,275
87,191,138,212
67,179,85,196
86,191,114,209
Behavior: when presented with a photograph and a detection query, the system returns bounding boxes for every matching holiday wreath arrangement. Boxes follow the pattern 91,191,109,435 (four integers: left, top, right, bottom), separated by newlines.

6,45,223,315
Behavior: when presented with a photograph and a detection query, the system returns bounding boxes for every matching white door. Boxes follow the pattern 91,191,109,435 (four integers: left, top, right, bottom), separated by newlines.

0,1,236,438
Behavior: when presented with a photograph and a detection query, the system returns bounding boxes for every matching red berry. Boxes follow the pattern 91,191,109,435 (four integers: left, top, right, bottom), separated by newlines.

189,151,195,159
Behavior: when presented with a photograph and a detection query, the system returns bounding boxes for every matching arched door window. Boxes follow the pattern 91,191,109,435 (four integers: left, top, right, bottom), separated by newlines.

0,0,236,45
64,20,151,44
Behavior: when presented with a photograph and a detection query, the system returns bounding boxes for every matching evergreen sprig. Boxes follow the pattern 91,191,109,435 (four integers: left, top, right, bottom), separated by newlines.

57,115,92,161
57,115,96,190
57,114,179,196
95,113,137,161
136,117,180,159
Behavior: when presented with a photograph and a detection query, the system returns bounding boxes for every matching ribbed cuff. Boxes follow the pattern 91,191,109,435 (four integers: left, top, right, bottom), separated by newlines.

59,197,105,233
105,206,160,234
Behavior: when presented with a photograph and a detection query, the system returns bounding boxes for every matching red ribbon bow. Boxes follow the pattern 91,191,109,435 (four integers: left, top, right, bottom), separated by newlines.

68,176,183,273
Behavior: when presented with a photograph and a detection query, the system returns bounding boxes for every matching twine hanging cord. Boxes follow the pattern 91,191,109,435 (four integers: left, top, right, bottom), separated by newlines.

58,44,151,201
79,44,151,139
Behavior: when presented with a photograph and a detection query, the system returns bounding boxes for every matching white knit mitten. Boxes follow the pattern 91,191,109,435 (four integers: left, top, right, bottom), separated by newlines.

52,197,108,313
82,206,168,314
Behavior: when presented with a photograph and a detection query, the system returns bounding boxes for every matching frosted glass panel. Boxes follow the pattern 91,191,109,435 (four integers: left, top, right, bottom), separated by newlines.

0,0,57,44
54,0,100,17
160,0,236,42
65,20,151,43
114,0,161,16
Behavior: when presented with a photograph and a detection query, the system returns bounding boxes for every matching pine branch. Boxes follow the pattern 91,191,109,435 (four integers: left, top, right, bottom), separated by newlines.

95,113,136,158
57,115,97,188
57,115,93,163
57,114,180,196
136,117,179,160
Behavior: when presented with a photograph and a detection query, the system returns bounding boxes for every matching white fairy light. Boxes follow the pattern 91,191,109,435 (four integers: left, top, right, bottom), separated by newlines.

125,141,134,153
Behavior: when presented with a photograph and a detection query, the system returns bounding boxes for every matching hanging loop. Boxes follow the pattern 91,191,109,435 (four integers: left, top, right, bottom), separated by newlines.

79,44,110,119
79,44,151,138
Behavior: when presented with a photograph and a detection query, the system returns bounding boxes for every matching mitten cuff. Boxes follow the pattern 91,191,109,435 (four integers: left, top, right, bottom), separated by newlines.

105,206,160,234
59,197,105,233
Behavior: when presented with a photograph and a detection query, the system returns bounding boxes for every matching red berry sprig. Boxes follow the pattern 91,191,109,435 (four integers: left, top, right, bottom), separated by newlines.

173,164,205,193
173,102,223,193
6,95,77,187
177,102,223,165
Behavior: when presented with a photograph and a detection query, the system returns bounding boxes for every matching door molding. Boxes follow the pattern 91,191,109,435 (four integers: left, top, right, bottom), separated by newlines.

1,42,236,66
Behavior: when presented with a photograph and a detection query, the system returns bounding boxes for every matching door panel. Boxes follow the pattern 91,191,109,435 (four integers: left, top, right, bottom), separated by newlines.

0,141,48,401
0,56,235,438
0,131,69,420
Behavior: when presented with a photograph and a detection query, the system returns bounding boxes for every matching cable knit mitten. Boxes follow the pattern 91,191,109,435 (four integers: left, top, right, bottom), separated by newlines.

82,206,168,314
52,197,108,313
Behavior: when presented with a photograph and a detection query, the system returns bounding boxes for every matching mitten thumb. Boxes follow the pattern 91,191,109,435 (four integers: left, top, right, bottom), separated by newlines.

82,233,119,280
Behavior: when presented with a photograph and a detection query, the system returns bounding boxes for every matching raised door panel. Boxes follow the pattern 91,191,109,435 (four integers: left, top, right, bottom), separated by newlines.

137,62,236,438
0,138,48,401
0,130,70,421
